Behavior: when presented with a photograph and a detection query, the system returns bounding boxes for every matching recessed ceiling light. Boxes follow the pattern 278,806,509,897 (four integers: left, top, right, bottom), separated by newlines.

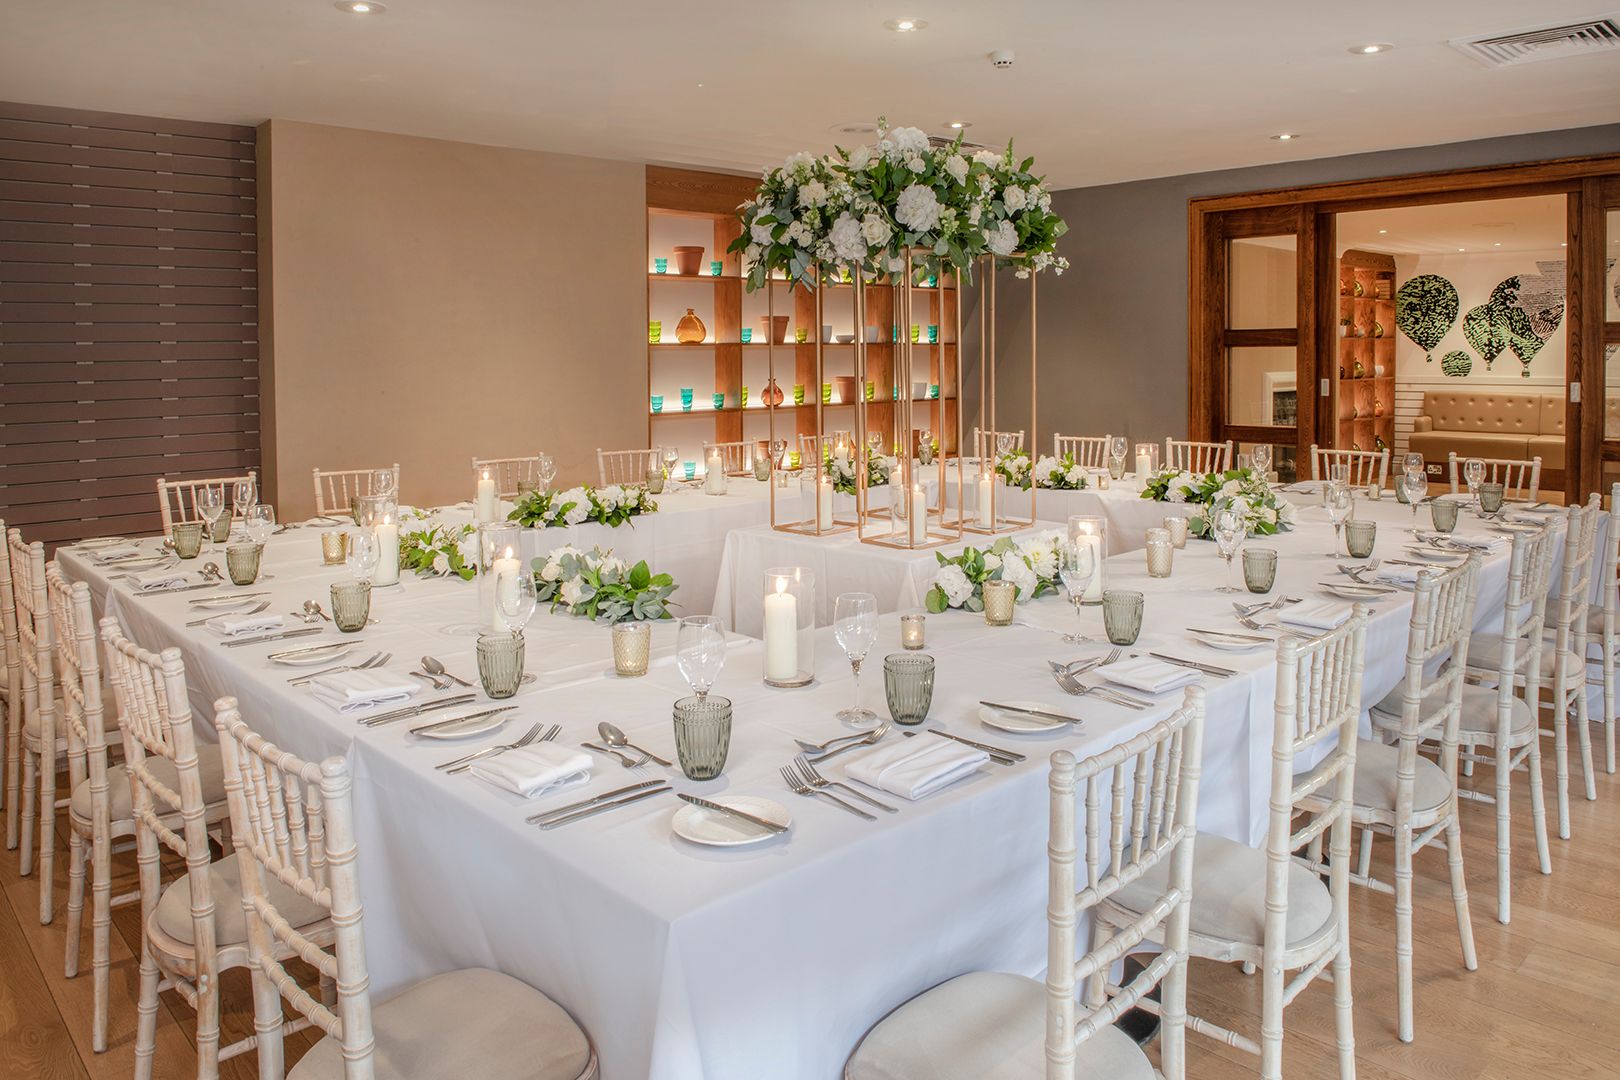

832,121,878,136
885,18,926,32
1378,229,1387,235
945,121,971,130
1350,43,1393,55
335,0,383,12
1457,248,1466,252
1494,242,1501,247
1271,133,1299,141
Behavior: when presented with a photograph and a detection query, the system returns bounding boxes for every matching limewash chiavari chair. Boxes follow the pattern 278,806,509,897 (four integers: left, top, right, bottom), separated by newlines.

1310,444,1389,489
1445,452,1541,502
843,690,1205,1080
1588,483,1620,776
211,700,600,1080
596,447,661,486
799,431,855,465
471,455,542,499
1053,432,1111,468
702,440,755,475
103,624,320,1080
0,522,18,825
311,464,401,518
156,470,260,534
970,427,1025,461
9,529,61,922
1163,438,1233,474
1100,610,1366,1080
1322,557,1480,1043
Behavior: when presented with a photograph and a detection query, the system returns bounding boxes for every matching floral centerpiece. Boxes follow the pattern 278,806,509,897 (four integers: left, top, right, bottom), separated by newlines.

995,452,1090,491
925,530,1063,613
1140,468,1296,537
825,445,894,496
507,484,656,529
397,522,478,580
994,450,1031,489
728,119,1069,288
532,545,678,624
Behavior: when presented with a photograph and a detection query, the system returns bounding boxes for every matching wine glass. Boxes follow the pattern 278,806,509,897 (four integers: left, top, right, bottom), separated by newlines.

833,592,879,725
996,432,1016,458
1324,482,1353,557
195,486,225,551
1402,470,1428,532
1058,541,1097,644
1328,462,1351,488
245,504,275,544
1403,452,1425,479
371,468,397,499
498,572,538,633
1464,457,1486,509
346,530,380,583
1251,444,1273,480
231,476,256,527
1109,436,1128,474
536,453,557,491
1213,508,1245,593
676,615,726,701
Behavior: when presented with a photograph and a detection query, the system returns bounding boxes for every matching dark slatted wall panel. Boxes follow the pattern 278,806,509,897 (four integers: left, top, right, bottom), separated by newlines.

0,100,258,546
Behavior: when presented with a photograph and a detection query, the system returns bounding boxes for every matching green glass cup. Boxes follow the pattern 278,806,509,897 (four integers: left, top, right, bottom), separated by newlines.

476,631,526,699
650,395,663,413
1102,590,1144,646
673,695,732,780
713,392,726,411
710,261,723,276
170,522,204,560
740,328,753,343
649,321,661,343
927,324,939,343
1344,520,1377,559
822,383,832,404
793,384,805,405
225,543,263,586
330,581,371,633
1478,482,1505,515
1430,499,1460,533
654,258,667,274
883,653,935,725
1242,548,1278,593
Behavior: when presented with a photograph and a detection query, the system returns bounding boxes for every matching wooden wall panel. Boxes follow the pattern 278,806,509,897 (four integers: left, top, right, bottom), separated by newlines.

0,100,259,546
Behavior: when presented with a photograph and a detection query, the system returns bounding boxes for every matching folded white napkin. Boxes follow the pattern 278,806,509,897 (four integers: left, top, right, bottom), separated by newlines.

133,567,192,591
1376,564,1424,585
1442,534,1508,551
205,613,284,637
90,544,142,562
1279,600,1352,631
1101,656,1201,695
469,744,591,798
309,669,419,713
845,737,987,801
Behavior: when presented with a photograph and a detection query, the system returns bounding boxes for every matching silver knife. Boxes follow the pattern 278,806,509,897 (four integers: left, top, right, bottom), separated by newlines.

268,639,362,661
410,706,516,736
533,786,671,829
188,591,271,606
221,627,325,648
978,700,1083,725
360,693,478,726
922,728,1026,762
1147,652,1234,678
676,793,789,834
526,780,664,822
1189,627,1274,643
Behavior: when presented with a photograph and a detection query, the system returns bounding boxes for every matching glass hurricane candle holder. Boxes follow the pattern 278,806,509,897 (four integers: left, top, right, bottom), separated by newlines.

361,495,400,586
1478,482,1505,515
611,621,651,678
320,529,349,566
171,522,204,560
226,543,263,586
900,613,926,650
1102,590,1144,646
1242,548,1278,593
1134,443,1158,479
476,522,525,635
761,566,814,687
1145,529,1173,578
884,653,935,725
673,694,732,780
801,467,837,534
1067,516,1107,604
982,579,1016,626
1430,499,1460,533
330,580,371,632
1344,520,1377,559
1164,516,1189,549
476,631,526,699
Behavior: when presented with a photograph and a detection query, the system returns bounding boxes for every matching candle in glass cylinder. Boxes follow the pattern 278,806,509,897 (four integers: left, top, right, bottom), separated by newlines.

1135,447,1154,481
816,475,834,530
909,484,928,544
762,575,798,682
373,513,400,585
1068,516,1106,603
475,469,497,523
491,545,521,629
704,450,728,495
977,470,994,527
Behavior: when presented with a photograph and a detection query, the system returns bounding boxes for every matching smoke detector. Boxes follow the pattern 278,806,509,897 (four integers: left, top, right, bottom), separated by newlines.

1450,17,1620,66
989,49,1015,69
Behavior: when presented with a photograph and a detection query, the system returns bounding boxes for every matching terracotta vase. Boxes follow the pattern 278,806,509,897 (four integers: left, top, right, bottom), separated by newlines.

676,308,706,344
762,379,785,406
761,315,790,344
672,245,705,276
832,375,858,404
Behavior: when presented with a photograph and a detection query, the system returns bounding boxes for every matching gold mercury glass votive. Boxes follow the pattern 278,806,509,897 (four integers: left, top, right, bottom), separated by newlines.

982,579,1016,627
225,543,263,586
320,530,350,566
612,621,652,677
1145,529,1173,578
900,613,926,650
645,469,665,495
1164,516,1189,549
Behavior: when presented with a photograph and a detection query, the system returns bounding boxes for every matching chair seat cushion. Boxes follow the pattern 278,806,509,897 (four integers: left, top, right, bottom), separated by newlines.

71,745,227,825
844,971,1153,1080
155,852,327,947
1110,834,1334,952
288,968,595,1080
1468,633,1583,680
1370,678,1534,741
1301,739,1451,820
25,699,118,742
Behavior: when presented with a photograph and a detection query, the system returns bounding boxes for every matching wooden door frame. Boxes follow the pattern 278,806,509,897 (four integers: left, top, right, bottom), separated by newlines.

1189,151,1620,500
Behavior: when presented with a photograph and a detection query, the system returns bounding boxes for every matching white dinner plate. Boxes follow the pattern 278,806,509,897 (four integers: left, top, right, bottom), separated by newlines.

1317,581,1398,601
672,796,791,847
978,700,1066,734
1486,520,1541,534
1404,546,1465,563
269,642,355,666
409,710,510,739
1189,629,1273,652
75,536,127,549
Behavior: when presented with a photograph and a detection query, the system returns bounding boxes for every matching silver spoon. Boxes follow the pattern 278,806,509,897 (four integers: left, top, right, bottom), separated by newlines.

421,655,474,688
305,600,332,622
597,721,672,767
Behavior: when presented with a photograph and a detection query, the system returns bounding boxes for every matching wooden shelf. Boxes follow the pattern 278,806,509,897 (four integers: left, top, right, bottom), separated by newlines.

649,341,955,350
651,397,955,418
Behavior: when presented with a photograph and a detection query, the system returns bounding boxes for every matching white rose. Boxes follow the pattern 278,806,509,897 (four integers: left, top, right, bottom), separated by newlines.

563,502,590,526
783,151,815,178
540,556,563,582
847,144,872,170
906,154,926,173
935,564,974,607
895,184,942,233
750,220,776,246
972,149,1003,169
967,202,983,225
797,179,827,208
985,220,1018,256
431,553,450,576
860,213,892,247
982,552,1002,572
1003,185,1028,212
944,154,968,184
1262,506,1278,525
1167,485,1189,504
559,579,586,607
1032,457,1058,486
598,555,626,578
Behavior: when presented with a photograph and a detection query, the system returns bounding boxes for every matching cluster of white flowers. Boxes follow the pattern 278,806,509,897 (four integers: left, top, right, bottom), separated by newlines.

1030,456,1089,490
934,563,975,607
895,184,941,233
926,531,1063,612
1161,471,1204,503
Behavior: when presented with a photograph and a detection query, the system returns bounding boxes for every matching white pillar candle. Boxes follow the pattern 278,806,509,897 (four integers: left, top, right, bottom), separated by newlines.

704,451,728,495
977,471,994,527
491,546,521,630
1135,448,1153,481
373,514,399,586
816,476,834,530
909,484,928,544
762,575,798,682
475,470,497,524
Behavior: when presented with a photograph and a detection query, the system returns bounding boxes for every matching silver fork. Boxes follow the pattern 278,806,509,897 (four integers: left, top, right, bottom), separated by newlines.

439,723,555,773
186,600,269,628
581,742,651,771
288,652,389,684
791,755,898,814
1235,613,1312,639
779,765,875,820
805,721,891,763
410,670,452,690
1052,669,1148,709
1047,647,1122,677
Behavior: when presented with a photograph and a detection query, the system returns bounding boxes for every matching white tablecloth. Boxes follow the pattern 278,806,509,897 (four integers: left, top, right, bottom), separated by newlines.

939,462,1195,554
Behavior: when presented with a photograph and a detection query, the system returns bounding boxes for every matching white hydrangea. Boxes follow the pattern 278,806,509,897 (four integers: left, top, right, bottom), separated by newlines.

829,213,866,262
986,220,1018,256
598,555,627,579
944,154,968,184
559,487,591,526
797,180,827,208
783,151,816,179
895,184,942,233
596,485,623,512
889,126,930,157
559,578,587,607
1003,185,1028,212
750,220,776,246
1001,553,1037,601
1064,465,1086,487
1278,499,1299,527
934,563,974,607
972,149,1003,169
1032,456,1059,486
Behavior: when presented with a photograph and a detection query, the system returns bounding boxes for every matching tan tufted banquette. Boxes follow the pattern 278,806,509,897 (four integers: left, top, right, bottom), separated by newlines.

1409,390,1566,475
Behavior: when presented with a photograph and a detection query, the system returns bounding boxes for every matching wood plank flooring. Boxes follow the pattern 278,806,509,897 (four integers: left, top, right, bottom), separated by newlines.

0,734,1614,1078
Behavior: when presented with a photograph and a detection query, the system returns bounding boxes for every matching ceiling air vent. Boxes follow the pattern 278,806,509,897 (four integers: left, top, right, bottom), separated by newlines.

1450,17,1620,67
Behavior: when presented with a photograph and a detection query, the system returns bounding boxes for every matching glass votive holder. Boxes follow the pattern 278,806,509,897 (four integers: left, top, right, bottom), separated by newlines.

752,457,771,482
1242,548,1279,593
1479,482,1505,515
673,694,732,780
171,521,204,560
651,395,663,413
645,469,665,495
209,514,232,544
1145,530,1173,578
476,631,526,698
1431,499,1460,533
822,383,833,404
349,494,364,527
611,621,651,677
983,579,1017,626
1095,470,1110,490
225,543,263,586
910,324,921,343
927,324,938,343
654,258,668,274
330,580,371,632
1107,459,1125,481
900,613,926,650
1344,520,1377,559
649,322,661,344
683,461,696,481
680,388,694,411
884,653,935,726
1164,516,1189,549
1102,590,1144,646
320,530,350,566
1395,481,1411,505
712,392,726,411
740,327,753,343
710,260,723,276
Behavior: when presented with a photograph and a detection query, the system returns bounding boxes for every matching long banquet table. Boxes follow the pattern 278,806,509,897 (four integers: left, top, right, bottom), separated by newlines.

55,489,1557,1080
938,460,1197,553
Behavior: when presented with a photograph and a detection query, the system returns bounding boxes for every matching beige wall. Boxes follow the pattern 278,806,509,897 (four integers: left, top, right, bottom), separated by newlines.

257,120,646,519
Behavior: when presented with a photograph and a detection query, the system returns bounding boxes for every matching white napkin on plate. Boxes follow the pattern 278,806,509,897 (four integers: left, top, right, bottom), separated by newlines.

1377,564,1425,585
1441,534,1508,552
205,613,284,637
469,745,591,798
132,567,192,591
845,737,987,801
1101,656,1201,695
90,544,142,562
309,669,419,713
1278,600,1352,631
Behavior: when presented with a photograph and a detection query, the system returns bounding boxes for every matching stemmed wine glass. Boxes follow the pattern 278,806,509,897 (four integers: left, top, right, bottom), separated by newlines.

498,573,539,634
346,530,380,583
676,615,726,701
245,504,275,545
1213,508,1245,593
1402,469,1429,532
995,432,1016,458
536,453,557,492
231,476,256,534
195,486,225,552
1058,541,1097,644
371,468,397,499
1404,452,1424,478
1251,444,1273,481
833,592,879,725
769,439,789,486
1324,481,1353,557
1109,436,1128,476
1464,457,1486,510
661,446,680,483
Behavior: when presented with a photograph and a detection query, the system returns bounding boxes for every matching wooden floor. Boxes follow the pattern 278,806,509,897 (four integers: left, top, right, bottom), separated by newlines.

0,734,1615,1079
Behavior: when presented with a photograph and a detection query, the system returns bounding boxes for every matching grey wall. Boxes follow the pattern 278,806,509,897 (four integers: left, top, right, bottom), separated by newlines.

976,123,1620,455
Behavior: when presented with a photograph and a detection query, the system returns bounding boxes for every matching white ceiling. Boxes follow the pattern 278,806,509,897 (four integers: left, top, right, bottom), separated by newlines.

1,1,1617,188
1336,194,1570,255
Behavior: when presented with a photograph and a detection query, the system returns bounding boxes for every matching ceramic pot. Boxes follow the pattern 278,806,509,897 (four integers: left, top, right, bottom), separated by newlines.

761,315,790,344
832,375,858,404
672,245,705,275
676,308,706,344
